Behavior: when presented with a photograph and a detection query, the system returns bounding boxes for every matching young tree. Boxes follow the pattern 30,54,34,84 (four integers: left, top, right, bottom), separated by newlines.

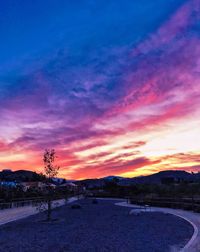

43,149,60,221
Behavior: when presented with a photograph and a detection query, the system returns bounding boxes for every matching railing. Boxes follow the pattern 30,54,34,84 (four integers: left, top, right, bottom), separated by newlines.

0,194,82,211
0,198,45,210
128,197,200,212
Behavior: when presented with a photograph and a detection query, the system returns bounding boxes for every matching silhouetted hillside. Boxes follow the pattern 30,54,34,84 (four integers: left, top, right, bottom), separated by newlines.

1,169,199,185
78,170,199,188
126,170,193,184
0,170,45,182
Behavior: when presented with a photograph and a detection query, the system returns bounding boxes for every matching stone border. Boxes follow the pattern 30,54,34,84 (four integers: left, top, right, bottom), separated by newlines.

114,201,199,252
173,214,198,252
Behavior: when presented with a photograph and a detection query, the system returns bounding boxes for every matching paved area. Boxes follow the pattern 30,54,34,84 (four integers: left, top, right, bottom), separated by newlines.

115,201,200,252
0,197,78,226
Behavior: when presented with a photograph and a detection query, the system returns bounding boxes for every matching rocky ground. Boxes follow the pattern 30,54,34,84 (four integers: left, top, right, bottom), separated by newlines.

0,199,193,252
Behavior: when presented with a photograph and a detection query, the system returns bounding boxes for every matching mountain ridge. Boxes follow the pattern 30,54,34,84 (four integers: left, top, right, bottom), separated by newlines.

0,169,199,185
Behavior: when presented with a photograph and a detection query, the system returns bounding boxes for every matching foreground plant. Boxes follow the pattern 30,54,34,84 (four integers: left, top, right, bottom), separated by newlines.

43,149,60,221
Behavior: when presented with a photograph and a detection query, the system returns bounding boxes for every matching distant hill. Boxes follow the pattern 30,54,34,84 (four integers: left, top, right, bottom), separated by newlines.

78,170,199,188
103,175,124,181
128,170,192,184
76,178,105,189
1,169,199,185
0,170,45,182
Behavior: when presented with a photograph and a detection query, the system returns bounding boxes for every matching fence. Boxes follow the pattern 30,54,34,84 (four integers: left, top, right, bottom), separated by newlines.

0,197,45,210
0,193,83,211
128,197,200,212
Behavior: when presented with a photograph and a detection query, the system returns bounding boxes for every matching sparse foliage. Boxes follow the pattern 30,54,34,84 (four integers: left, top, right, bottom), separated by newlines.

43,149,60,179
41,149,60,221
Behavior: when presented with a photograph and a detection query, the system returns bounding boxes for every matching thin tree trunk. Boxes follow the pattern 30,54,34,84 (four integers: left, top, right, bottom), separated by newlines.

47,198,51,221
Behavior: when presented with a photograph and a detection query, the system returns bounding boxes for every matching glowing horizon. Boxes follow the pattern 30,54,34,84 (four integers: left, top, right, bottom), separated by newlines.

0,0,200,180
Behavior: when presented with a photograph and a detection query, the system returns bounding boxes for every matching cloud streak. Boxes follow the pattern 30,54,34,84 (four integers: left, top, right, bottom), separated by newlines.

0,0,200,179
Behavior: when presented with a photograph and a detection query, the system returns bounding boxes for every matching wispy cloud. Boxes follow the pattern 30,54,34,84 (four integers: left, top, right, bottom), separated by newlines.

0,0,200,179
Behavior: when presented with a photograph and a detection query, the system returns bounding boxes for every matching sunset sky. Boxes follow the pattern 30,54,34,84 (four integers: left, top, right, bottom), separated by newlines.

0,0,200,179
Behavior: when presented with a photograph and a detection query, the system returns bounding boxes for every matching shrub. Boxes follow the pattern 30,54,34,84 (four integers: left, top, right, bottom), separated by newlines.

71,204,81,209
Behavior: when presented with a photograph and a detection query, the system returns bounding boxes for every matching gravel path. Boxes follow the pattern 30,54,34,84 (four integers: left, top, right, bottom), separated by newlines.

0,199,193,252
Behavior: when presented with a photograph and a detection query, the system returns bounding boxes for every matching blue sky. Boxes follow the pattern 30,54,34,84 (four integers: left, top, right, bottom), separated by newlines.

0,0,185,74
1,0,200,179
